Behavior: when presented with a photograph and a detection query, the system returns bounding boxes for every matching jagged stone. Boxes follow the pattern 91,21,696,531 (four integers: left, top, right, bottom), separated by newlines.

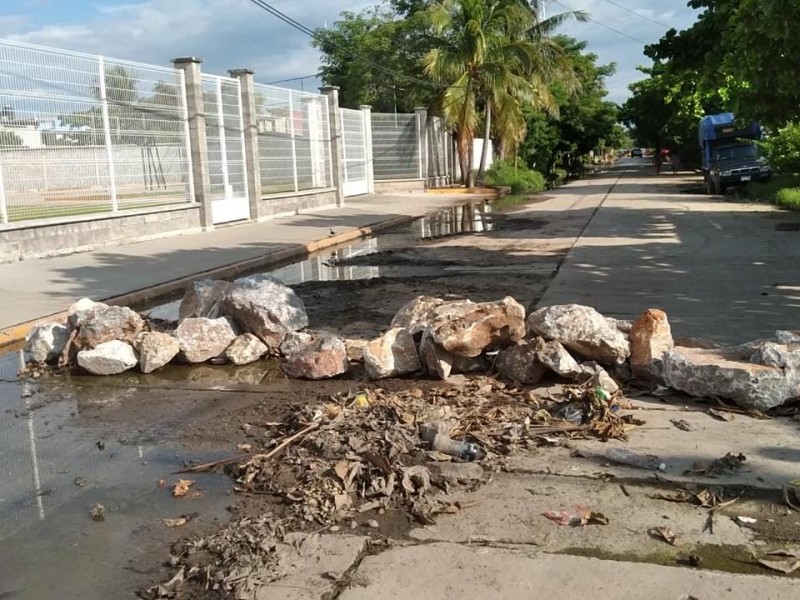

77,305,144,349
224,333,268,365
179,280,231,319
219,275,308,348
535,339,583,379
68,298,108,328
496,341,547,385
175,317,237,363
344,339,369,362
77,340,138,375
25,322,71,364
391,296,446,335
363,328,421,380
629,309,674,382
581,362,621,395
527,304,630,365
419,331,487,380
283,335,349,380
429,296,526,358
134,331,179,373
280,331,314,358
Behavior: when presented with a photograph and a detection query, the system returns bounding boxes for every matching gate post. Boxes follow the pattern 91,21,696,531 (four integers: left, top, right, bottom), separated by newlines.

172,57,213,230
320,86,345,207
415,106,429,186
360,105,375,195
229,69,261,220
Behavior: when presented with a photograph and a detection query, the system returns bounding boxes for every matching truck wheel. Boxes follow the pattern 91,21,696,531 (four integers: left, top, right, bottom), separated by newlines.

706,179,714,195
713,178,725,195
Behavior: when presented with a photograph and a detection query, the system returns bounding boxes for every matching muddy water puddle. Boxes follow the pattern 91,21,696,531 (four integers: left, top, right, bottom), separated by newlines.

0,351,232,600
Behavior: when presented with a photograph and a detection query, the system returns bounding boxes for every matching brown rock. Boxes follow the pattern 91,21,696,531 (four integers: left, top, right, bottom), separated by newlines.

135,331,180,373
344,339,369,362
391,296,446,335
224,333,268,365
629,309,674,382
430,297,526,358
496,341,547,385
363,328,421,380
419,331,487,380
175,317,237,363
77,306,144,349
283,335,349,380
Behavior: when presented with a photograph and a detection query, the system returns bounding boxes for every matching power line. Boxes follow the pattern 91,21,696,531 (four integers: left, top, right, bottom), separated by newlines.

598,0,672,29
246,0,451,90
549,0,650,45
265,74,318,85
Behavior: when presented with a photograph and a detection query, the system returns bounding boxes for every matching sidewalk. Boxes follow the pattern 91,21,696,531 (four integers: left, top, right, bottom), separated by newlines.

0,191,485,336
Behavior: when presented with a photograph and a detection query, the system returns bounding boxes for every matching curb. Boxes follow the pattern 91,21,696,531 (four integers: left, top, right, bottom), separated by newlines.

0,212,424,352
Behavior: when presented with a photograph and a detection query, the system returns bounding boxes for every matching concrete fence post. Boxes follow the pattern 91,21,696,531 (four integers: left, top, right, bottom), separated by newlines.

415,106,429,186
172,56,213,230
229,68,261,220
320,86,345,207
360,105,375,195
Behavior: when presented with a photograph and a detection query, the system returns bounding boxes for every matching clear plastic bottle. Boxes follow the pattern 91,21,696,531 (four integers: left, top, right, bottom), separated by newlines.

604,447,666,472
431,433,486,461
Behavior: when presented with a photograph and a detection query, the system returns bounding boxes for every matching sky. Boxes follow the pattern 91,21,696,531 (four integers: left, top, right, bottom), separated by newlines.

0,0,700,103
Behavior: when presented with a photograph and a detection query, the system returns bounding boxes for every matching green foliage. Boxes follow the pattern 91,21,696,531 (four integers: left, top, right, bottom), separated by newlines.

0,130,23,147
485,159,545,193
742,175,800,211
775,187,800,211
758,123,800,176
551,167,568,185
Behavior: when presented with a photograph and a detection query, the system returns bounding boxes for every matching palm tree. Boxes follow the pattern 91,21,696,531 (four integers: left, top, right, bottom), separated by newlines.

424,0,584,185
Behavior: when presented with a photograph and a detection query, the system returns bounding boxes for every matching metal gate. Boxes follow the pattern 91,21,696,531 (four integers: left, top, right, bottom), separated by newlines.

340,108,369,197
202,74,249,224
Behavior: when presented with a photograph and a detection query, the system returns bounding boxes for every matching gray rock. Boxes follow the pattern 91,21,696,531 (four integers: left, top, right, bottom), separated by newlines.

364,328,421,380
527,304,630,365
662,346,800,411
283,335,349,380
77,305,144,349
581,362,621,395
775,330,800,345
134,331,179,373
391,296,446,335
175,317,237,363
496,341,547,385
344,338,369,362
608,318,634,334
743,337,800,371
77,340,138,375
68,298,108,328
219,275,308,348
430,296,526,358
629,309,674,382
179,279,231,320
25,322,71,364
280,331,315,358
224,333,268,365
535,339,583,379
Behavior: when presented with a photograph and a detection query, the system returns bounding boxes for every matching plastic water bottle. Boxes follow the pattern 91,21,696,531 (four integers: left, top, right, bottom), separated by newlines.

604,447,666,472
431,433,486,461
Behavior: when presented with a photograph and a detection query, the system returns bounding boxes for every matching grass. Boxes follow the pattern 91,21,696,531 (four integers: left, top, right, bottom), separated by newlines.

742,175,800,210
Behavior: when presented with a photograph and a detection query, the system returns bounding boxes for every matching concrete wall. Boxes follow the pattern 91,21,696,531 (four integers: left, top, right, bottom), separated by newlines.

0,205,201,262
257,188,337,220
374,179,426,194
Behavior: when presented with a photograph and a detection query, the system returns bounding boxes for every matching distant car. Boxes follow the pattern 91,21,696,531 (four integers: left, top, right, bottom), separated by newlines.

631,148,643,158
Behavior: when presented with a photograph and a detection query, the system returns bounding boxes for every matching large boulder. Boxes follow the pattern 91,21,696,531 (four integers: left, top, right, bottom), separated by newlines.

363,328,421,380
429,297,526,358
77,340,138,375
135,331,180,373
282,335,349,380
224,333,268,365
419,331,486,380
179,280,231,320
68,298,108,328
662,345,800,411
279,331,314,358
77,305,144,349
527,304,630,365
629,309,674,382
536,339,583,379
218,275,308,348
391,296,446,335
25,322,71,364
496,340,547,385
175,317,237,363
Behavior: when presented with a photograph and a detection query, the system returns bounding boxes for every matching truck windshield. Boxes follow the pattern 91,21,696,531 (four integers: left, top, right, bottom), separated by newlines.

717,145,759,161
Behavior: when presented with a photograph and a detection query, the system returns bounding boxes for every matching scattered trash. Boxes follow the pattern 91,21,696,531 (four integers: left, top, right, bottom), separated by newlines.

735,515,757,526
670,419,695,432
236,443,252,452
430,434,485,461
353,392,370,408
604,447,666,472
163,517,188,528
73,476,87,487
366,519,380,529
649,526,678,546
90,503,105,522
555,403,584,425
686,453,747,477
172,479,195,498
757,549,800,574
96,440,106,451
544,506,609,527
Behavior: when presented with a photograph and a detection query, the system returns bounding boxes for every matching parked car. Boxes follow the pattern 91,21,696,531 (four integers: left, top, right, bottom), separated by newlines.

631,148,643,157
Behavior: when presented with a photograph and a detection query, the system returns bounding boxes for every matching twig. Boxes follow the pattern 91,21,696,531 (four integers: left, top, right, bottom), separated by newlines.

174,421,321,474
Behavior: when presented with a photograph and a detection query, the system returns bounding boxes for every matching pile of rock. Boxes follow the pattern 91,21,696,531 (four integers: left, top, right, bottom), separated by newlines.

23,278,800,411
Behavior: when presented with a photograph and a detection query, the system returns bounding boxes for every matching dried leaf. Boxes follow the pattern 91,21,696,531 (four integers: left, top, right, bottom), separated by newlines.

236,443,252,452
758,550,800,574
163,517,188,528
544,507,607,527
670,419,695,432
172,479,195,498
333,461,350,483
707,408,735,422
649,526,678,545
90,503,105,522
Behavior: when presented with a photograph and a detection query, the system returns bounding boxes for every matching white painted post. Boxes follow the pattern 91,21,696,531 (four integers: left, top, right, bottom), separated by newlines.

0,161,8,224
288,91,299,193
216,78,231,199
360,105,375,194
98,56,118,212
178,69,196,204
234,78,249,203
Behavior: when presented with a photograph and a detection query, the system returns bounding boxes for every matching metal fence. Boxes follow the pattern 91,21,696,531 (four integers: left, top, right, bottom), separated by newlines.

253,83,332,195
341,108,370,197
371,112,422,181
0,38,193,225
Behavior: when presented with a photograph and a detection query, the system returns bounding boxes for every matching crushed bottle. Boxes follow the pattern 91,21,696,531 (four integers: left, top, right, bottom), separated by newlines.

603,447,666,472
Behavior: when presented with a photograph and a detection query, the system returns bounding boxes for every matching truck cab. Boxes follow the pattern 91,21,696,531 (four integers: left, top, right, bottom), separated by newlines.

699,113,771,195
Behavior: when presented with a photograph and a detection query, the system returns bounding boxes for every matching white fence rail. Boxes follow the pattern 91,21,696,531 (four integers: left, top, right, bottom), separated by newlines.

341,108,369,197
0,39,193,225
371,112,422,181
253,83,332,195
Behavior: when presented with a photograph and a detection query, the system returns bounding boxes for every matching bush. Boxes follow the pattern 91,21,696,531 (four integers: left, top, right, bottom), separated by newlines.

551,168,568,185
485,159,545,194
743,175,800,210
776,187,800,210
759,122,800,175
